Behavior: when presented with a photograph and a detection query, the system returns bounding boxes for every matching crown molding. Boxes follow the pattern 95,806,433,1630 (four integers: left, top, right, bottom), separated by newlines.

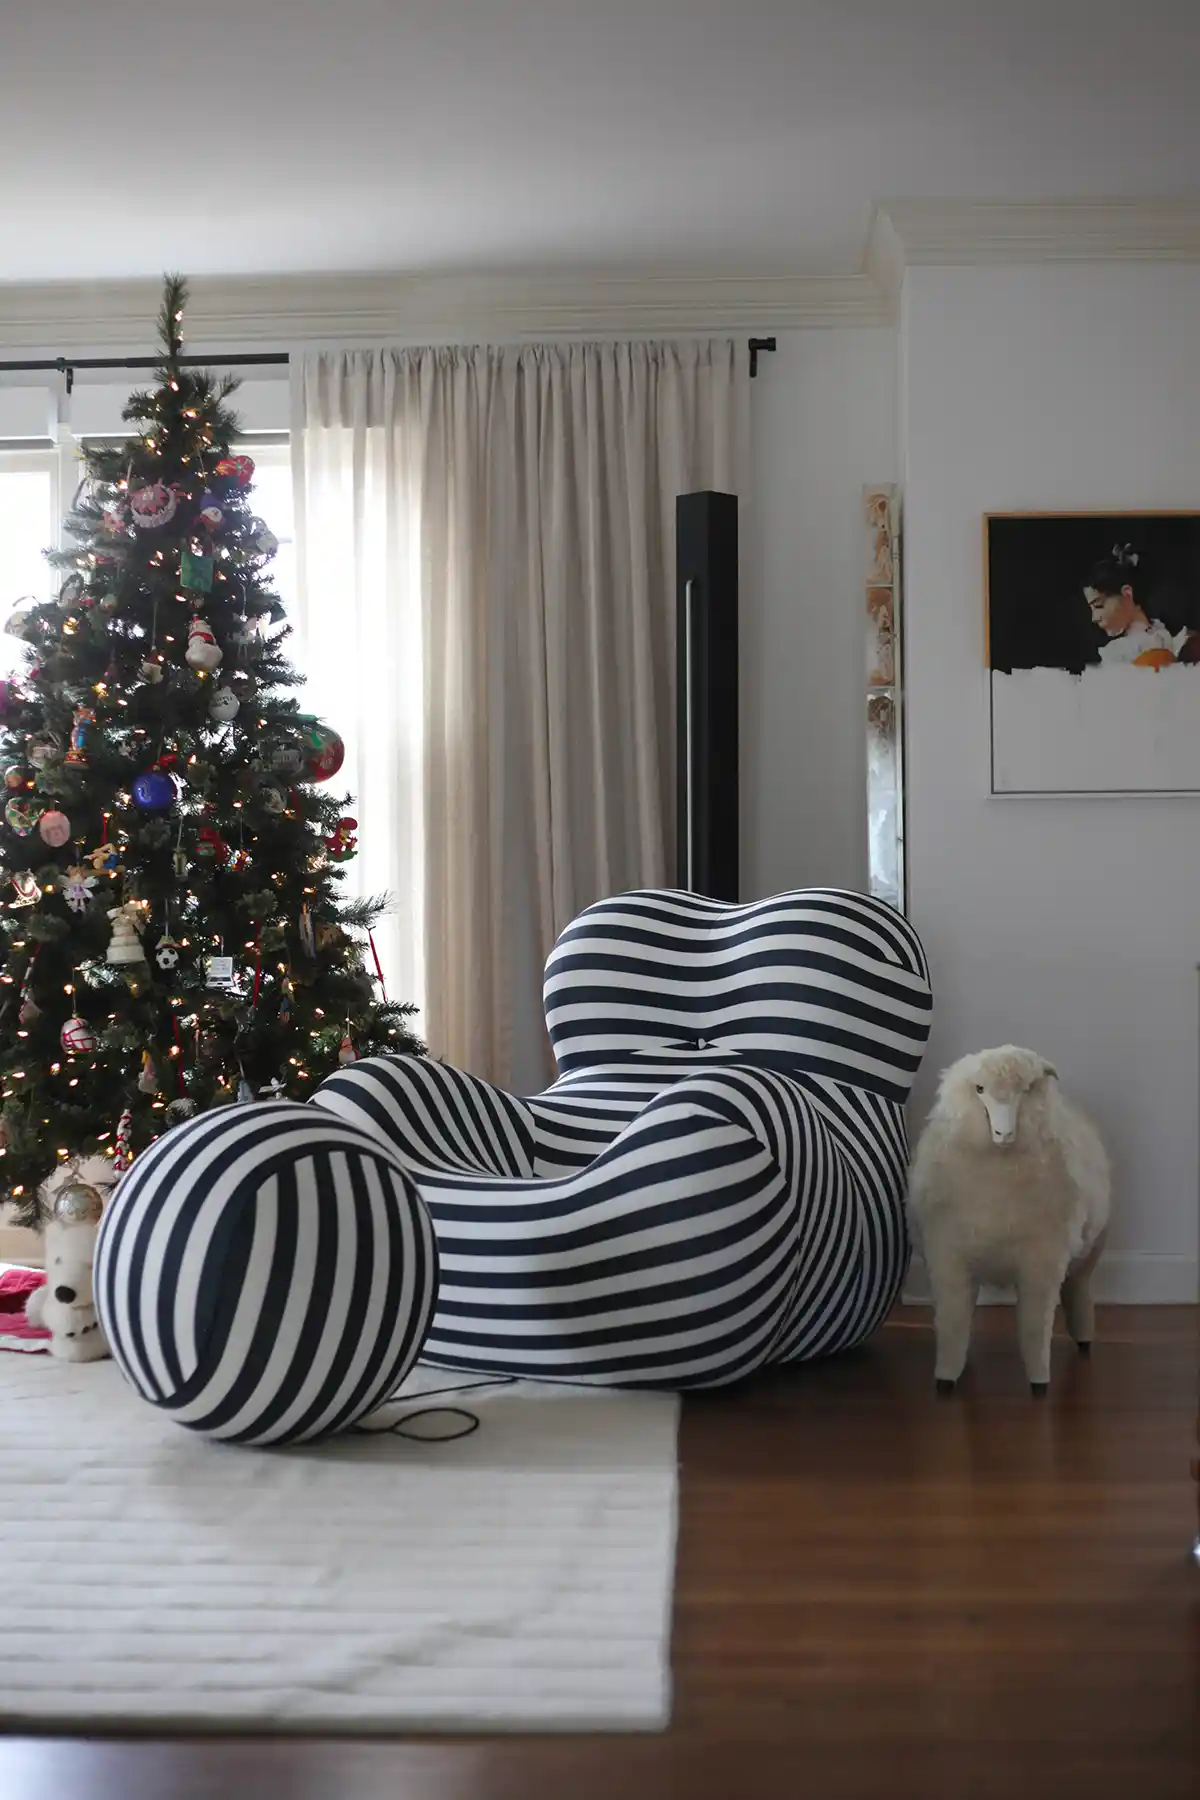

873,197,1200,272
0,267,891,355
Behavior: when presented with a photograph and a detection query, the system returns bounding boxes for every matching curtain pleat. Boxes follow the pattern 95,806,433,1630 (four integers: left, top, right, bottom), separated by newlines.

292,341,747,1090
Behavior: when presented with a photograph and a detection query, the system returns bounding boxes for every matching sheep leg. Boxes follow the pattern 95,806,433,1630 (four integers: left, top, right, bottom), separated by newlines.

1015,1260,1065,1394
926,1250,976,1391
1060,1227,1107,1354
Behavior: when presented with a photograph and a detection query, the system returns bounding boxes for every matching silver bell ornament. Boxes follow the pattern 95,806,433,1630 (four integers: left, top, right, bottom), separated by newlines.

52,1182,105,1226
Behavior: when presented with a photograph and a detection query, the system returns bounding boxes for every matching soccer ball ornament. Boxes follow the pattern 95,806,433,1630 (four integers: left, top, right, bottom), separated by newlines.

94,1103,440,1446
300,720,345,782
154,932,181,972
61,1015,99,1055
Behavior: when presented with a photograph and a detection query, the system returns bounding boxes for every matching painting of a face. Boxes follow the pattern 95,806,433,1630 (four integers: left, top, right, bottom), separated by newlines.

1084,583,1136,636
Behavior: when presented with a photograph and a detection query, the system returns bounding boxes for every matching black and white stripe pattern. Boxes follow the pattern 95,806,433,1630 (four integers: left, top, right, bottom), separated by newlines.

312,888,931,1388
94,1103,439,1445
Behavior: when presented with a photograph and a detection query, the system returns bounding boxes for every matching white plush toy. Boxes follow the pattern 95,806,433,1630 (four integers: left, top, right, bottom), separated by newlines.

25,1156,116,1363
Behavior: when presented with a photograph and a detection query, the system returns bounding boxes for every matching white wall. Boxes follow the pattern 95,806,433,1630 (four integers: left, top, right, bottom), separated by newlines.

901,263,1200,1301
744,328,898,898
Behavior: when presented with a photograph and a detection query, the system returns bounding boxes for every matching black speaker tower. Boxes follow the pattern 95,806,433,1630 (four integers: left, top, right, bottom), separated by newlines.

676,490,738,901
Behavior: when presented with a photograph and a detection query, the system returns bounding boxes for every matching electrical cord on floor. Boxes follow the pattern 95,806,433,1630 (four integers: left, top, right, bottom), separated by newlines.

352,1375,518,1443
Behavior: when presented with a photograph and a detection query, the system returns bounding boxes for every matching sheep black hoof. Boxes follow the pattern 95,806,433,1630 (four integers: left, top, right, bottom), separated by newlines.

1077,1341,1092,1358
935,1378,957,1395
1030,1381,1049,1397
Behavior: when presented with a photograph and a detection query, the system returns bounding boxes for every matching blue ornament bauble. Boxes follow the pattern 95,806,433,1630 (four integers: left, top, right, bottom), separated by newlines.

132,769,178,810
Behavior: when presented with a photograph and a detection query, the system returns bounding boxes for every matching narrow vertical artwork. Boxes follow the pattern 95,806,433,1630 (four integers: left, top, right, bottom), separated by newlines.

865,486,905,911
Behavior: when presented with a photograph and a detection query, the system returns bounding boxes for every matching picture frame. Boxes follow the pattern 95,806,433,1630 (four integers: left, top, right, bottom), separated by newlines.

985,511,1200,797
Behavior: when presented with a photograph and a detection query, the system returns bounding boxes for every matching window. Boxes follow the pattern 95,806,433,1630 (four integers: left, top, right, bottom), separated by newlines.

0,451,57,677
237,441,296,615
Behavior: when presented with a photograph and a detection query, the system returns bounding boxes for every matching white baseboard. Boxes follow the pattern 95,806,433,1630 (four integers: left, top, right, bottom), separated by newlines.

903,1253,1197,1307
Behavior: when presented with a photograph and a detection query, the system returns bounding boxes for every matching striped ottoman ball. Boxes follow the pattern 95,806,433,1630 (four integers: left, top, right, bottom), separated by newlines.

94,1102,439,1446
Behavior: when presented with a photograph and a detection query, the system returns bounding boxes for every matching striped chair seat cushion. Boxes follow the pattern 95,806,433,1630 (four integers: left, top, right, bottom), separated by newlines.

311,887,931,1389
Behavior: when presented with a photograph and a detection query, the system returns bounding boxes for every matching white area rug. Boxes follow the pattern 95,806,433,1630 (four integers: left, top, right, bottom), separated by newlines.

0,1356,679,1732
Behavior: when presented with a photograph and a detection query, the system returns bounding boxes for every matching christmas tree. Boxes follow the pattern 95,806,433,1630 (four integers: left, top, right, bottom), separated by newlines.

0,276,421,1224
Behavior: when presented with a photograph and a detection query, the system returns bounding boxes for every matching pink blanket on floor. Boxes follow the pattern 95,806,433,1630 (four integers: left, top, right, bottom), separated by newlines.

0,1267,49,1351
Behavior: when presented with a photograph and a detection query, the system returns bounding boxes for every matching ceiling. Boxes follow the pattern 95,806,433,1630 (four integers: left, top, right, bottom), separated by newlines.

4,0,1199,284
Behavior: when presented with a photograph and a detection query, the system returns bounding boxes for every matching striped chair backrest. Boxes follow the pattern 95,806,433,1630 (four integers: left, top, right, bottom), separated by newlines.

543,888,932,1103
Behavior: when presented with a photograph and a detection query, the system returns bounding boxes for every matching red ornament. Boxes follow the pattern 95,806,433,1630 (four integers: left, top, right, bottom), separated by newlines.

215,454,255,487
324,816,358,860
302,722,345,783
196,823,230,866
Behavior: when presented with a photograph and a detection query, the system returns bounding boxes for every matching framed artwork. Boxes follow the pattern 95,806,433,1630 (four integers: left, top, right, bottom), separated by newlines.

865,486,904,909
986,512,1200,796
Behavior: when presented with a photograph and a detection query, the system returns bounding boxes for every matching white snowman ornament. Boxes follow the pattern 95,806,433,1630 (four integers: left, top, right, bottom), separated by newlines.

185,614,223,672
209,685,240,723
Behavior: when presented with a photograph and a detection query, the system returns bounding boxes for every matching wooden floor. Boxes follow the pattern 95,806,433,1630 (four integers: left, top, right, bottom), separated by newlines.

3,1306,1197,1800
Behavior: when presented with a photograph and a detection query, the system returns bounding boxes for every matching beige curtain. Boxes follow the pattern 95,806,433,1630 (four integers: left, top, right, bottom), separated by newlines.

292,341,747,1091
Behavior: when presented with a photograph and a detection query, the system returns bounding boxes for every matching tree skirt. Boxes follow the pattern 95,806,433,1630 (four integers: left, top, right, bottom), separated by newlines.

0,1267,49,1352
0,1357,678,1732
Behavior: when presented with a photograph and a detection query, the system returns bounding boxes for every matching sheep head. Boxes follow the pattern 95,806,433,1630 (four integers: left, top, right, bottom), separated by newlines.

936,1045,1058,1150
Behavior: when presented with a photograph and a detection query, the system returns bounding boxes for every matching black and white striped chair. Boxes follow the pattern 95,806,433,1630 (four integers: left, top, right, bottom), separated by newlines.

313,888,932,1388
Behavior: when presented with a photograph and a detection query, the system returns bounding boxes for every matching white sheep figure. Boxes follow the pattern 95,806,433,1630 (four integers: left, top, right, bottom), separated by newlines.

908,1046,1110,1396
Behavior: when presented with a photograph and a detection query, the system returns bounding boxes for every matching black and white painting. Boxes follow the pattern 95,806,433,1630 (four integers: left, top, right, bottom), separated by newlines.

986,513,1200,795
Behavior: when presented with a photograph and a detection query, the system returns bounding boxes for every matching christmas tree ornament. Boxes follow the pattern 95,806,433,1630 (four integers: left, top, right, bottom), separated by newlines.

172,846,189,878
113,1107,134,1173
164,1097,197,1124
258,1075,285,1099
86,842,121,875
236,1075,255,1104
129,482,178,529
324,816,357,859
99,505,127,537
9,870,40,907
278,975,293,1024
215,454,255,486
180,548,214,594
196,822,230,865
205,953,235,990
139,654,165,684
4,796,41,836
4,599,38,641
131,767,178,810
298,904,316,958
185,613,223,671
229,612,261,650
208,685,239,723
300,720,345,782
60,864,99,913
65,705,95,764
37,809,71,848
106,901,148,966
99,591,121,612
3,763,27,790
154,932,181,972
227,846,251,871
258,781,286,814
18,979,41,1024
253,524,279,556
57,574,85,610
60,1016,99,1055
137,1050,158,1094
196,493,223,528
337,1032,357,1066
53,1180,106,1225
262,738,303,777
26,732,60,769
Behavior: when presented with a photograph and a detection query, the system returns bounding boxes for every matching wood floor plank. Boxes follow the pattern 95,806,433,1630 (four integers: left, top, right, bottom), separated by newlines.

3,1306,1197,1800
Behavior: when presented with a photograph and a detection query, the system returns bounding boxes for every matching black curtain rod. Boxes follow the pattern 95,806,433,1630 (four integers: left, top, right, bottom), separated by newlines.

2,340,777,391
0,352,290,395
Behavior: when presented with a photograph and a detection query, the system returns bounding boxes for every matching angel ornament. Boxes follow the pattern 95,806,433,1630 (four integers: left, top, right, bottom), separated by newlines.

60,863,100,916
